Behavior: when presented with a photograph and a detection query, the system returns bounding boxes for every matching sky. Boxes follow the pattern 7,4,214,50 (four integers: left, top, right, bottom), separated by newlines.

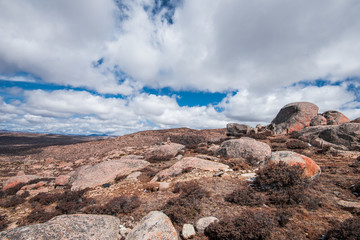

0,0,359,136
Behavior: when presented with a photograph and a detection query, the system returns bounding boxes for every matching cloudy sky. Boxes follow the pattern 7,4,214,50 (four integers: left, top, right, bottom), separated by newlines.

0,0,359,135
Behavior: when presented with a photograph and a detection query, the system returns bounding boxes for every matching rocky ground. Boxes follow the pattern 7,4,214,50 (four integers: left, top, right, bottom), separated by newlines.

0,102,359,240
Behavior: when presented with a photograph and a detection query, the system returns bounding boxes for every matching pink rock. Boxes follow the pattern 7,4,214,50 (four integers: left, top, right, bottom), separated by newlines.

55,175,71,186
322,110,350,125
310,115,327,126
146,143,185,161
21,181,46,190
271,102,319,134
70,159,149,190
269,151,321,179
159,182,171,191
3,175,41,191
215,137,271,165
125,211,178,240
152,157,229,181
0,214,122,240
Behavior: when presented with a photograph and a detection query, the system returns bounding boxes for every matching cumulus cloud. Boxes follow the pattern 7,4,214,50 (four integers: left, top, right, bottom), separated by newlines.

0,0,359,135
220,83,357,124
0,89,229,135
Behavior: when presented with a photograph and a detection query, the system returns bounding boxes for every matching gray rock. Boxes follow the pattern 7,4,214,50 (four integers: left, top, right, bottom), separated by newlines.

310,115,327,126
125,211,178,240
0,214,121,240
195,217,219,234
70,158,149,190
296,123,360,151
226,123,251,137
215,137,271,165
337,200,360,210
125,171,142,181
322,110,350,125
3,174,42,191
146,143,185,161
152,157,230,181
182,224,196,239
270,102,319,134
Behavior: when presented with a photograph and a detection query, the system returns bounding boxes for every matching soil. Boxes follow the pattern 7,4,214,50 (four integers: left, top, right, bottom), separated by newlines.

0,128,359,240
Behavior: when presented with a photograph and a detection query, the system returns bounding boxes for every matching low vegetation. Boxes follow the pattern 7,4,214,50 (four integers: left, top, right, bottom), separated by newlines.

204,210,274,240
163,181,209,226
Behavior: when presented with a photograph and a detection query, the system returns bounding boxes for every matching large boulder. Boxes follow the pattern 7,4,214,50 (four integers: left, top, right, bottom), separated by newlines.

269,151,321,179
152,157,230,181
0,214,121,240
146,143,185,161
215,137,271,165
125,211,178,240
310,115,327,126
296,123,360,151
70,158,149,190
226,123,251,137
352,117,360,123
322,110,350,125
270,102,319,134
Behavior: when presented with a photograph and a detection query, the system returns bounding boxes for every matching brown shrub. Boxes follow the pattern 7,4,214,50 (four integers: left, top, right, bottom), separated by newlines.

271,137,287,143
254,161,306,191
170,135,206,147
163,196,201,226
147,154,173,163
27,178,54,185
286,139,309,149
29,192,60,206
19,208,60,226
3,183,26,196
138,167,157,182
351,180,360,197
173,180,210,199
0,195,26,208
163,181,209,226
253,162,319,208
323,217,360,240
275,209,293,227
221,158,250,171
103,196,141,215
248,131,272,140
55,189,89,214
204,210,274,240
0,215,9,231
225,187,265,206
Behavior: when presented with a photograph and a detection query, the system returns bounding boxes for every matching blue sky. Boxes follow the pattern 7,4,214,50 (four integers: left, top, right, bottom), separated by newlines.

0,0,359,135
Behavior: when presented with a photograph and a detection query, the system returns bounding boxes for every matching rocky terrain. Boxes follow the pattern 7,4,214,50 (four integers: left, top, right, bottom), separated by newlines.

0,102,359,239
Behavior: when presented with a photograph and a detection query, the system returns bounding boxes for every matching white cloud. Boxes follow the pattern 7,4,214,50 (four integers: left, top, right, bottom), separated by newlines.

220,83,356,125
0,0,359,134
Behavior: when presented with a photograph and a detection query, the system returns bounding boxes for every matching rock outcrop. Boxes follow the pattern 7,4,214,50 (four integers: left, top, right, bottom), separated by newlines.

296,123,360,151
0,214,121,240
215,137,271,165
226,123,251,137
322,110,350,125
152,157,230,181
310,115,327,126
69,158,149,190
125,211,178,240
270,102,319,134
146,143,185,161
269,151,321,179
